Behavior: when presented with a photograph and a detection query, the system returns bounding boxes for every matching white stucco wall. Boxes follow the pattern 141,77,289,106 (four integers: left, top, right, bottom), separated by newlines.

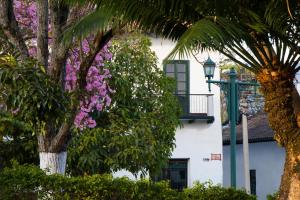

150,37,224,94
173,121,223,186
223,141,285,200
150,37,223,185
296,71,300,93
114,37,223,186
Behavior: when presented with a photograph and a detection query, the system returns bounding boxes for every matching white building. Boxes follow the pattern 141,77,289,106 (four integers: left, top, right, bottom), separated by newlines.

296,72,300,93
223,113,285,200
114,37,223,189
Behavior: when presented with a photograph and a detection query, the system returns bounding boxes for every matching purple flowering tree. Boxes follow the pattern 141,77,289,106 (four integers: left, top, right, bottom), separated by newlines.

0,0,115,174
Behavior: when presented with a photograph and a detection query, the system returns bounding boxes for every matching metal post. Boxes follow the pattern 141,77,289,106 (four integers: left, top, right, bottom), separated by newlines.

242,114,251,194
205,67,259,188
229,68,237,188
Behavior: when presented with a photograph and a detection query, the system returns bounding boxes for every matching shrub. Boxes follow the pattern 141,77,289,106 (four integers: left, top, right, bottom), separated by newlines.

267,191,279,200
183,182,256,200
0,164,256,200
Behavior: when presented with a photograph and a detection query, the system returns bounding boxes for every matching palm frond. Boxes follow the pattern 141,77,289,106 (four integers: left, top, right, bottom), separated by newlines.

62,7,115,44
63,0,300,72
63,0,202,42
244,10,268,33
165,16,269,72
264,0,292,33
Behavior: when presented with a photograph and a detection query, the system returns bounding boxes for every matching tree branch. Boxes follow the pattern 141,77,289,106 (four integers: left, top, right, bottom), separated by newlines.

0,0,29,60
78,29,114,90
37,0,49,67
48,1,70,83
49,121,72,152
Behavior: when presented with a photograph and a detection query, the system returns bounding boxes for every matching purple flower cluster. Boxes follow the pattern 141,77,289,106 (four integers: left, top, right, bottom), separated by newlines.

14,0,37,32
67,40,113,129
14,0,38,57
13,0,113,130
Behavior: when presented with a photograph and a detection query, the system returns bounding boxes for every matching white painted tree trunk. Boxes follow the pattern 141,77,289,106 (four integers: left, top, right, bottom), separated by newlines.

39,152,67,175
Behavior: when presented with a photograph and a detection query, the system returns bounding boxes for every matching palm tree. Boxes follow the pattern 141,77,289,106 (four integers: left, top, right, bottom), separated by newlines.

65,0,300,198
167,2,300,199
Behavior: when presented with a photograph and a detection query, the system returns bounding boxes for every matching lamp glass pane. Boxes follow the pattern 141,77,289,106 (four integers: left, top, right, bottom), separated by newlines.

204,64,215,77
210,65,215,77
204,66,210,76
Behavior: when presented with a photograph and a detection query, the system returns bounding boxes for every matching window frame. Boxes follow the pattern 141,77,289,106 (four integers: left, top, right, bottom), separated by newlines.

152,158,189,191
163,60,190,95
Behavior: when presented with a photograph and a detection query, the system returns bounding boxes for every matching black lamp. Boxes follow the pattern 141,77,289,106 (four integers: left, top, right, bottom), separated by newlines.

203,57,216,79
203,57,216,92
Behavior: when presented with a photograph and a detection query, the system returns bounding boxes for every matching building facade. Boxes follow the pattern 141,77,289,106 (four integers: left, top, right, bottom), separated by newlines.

296,72,300,92
114,37,223,189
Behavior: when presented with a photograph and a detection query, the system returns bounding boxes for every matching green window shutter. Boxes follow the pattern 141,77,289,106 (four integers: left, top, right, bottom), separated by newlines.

164,60,189,94
164,60,190,114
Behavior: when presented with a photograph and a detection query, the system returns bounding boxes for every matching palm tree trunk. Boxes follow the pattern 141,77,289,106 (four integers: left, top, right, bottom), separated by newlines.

279,149,300,200
257,68,300,200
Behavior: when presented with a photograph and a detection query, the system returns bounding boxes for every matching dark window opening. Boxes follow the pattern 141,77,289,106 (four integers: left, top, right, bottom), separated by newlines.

164,60,189,114
250,169,256,195
152,159,188,191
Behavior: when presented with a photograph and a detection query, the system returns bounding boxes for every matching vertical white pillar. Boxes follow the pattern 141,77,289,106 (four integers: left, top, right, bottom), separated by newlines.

207,95,214,116
242,114,251,194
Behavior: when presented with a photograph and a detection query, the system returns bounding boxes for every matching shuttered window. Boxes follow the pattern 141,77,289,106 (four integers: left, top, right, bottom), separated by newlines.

164,60,189,95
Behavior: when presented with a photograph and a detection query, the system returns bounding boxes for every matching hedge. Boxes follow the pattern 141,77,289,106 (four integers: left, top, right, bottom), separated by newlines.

0,164,256,200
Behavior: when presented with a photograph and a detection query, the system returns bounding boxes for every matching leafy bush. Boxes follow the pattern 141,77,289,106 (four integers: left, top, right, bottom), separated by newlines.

267,191,279,200
0,164,256,200
67,33,181,176
0,112,39,170
183,182,256,200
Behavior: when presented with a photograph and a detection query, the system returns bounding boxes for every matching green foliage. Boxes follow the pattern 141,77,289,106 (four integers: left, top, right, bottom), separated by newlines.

0,55,70,135
67,33,181,176
65,0,300,72
0,29,20,58
183,182,256,200
62,7,115,44
63,0,201,42
164,0,300,73
0,164,256,200
266,191,279,200
0,111,38,170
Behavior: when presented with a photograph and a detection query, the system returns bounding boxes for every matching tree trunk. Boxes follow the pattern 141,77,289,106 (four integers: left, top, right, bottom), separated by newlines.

37,0,49,68
0,0,29,60
39,152,67,175
278,149,300,200
37,122,71,175
257,68,300,200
